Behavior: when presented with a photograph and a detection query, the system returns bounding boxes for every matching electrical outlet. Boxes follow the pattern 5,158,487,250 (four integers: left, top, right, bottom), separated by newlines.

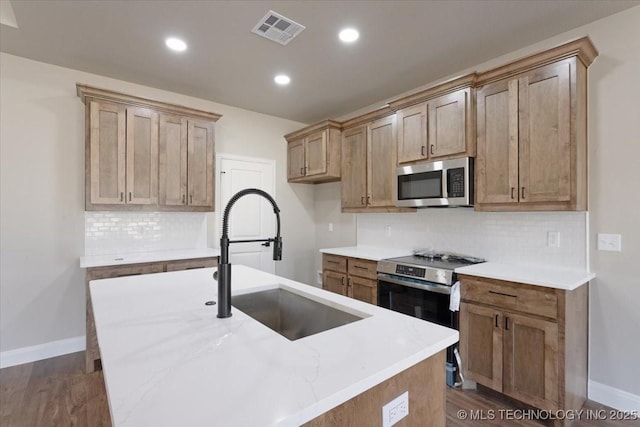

547,231,560,248
384,225,391,237
317,270,322,285
597,233,622,252
328,223,333,232
382,391,409,427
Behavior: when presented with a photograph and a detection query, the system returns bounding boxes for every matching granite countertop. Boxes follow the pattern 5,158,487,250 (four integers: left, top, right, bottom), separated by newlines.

455,262,595,290
319,245,413,261
80,248,220,268
90,265,457,426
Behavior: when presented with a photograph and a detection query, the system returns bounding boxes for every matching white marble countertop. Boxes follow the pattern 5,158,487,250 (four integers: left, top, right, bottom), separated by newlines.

90,265,458,427
319,245,413,261
455,262,595,290
80,248,220,268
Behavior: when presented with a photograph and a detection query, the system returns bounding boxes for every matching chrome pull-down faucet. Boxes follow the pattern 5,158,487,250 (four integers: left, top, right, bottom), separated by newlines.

215,188,282,318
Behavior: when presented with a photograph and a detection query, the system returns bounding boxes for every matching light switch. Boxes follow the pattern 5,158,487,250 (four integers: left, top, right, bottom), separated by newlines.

547,231,560,248
597,233,622,252
385,225,391,237
328,223,333,232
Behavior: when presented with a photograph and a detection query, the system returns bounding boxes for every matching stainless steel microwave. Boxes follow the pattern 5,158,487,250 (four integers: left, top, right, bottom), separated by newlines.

396,157,474,207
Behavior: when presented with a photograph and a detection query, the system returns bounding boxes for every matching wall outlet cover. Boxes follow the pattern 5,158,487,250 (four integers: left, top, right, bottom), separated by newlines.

597,233,622,252
382,391,409,427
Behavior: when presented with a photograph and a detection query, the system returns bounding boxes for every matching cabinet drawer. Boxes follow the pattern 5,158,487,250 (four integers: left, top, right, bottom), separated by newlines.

165,257,218,272
460,276,558,319
323,254,347,272
86,262,165,281
347,258,378,280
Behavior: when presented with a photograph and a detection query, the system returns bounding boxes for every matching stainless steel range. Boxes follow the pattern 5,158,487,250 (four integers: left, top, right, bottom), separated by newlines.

377,251,484,387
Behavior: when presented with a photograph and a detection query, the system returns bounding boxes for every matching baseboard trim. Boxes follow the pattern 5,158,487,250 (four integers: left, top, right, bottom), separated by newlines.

589,380,640,412
0,336,85,369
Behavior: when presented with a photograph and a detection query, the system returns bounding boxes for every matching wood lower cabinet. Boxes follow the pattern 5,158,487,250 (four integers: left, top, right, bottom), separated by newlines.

322,254,378,305
475,38,597,211
459,275,588,421
84,256,218,372
285,121,341,183
78,84,221,211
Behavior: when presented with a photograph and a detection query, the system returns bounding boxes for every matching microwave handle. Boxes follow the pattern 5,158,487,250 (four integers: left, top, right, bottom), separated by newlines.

442,168,448,198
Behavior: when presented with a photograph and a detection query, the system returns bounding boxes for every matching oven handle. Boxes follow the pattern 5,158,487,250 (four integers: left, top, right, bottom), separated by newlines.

377,273,452,295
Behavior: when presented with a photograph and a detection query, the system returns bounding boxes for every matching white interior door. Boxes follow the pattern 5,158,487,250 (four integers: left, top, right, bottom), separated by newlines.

218,155,276,274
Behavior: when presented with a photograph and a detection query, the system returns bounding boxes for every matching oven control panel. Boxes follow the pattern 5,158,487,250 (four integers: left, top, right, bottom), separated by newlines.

395,265,425,278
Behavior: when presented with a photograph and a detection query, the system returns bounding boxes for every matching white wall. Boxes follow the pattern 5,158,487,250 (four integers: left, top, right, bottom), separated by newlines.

315,6,640,402
0,53,315,355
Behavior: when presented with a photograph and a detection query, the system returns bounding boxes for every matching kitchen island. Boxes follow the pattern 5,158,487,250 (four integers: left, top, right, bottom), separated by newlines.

90,265,458,426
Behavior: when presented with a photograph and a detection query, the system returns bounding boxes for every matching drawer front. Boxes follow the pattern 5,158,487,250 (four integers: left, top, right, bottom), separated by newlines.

461,276,558,319
165,257,218,272
323,254,347,273
86,262,165,280
348,258,378,280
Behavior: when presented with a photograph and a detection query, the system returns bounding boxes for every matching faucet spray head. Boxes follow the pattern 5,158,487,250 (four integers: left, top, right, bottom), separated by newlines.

273,236,283,261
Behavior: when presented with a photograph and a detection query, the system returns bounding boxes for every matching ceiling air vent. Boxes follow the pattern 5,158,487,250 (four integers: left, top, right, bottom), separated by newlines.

251,10,305,46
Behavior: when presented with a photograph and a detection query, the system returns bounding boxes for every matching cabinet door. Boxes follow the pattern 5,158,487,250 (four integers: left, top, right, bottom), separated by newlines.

428,89,467,158
349,276,377,305
187,120,215,208
367,115,397,207
459,302,503,392
304,130,327,176
476,79,519,205
518,61,571,204
287,139,305,180
88,101,126,205
397,103,427,164
159,114,188,206
323,270,347,296
503,312,559,410
341,126,368,209
126,107,159,205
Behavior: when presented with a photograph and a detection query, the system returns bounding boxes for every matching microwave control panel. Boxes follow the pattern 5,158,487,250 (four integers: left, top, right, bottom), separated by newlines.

447,167,465,198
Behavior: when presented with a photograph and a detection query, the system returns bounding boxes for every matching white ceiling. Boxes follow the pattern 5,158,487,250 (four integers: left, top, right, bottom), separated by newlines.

1,0,638,124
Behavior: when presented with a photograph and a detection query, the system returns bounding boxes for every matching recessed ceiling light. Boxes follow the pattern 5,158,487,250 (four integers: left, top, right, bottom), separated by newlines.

339,28,359,43
165,37,187,52
274,74,291,85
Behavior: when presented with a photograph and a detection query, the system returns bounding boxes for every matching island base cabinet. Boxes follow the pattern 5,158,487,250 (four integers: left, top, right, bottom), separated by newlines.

304,350,445,427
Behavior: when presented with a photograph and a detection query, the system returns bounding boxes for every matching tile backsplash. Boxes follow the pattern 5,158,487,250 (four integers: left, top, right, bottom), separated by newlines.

357,210,587,270
85,211,207,255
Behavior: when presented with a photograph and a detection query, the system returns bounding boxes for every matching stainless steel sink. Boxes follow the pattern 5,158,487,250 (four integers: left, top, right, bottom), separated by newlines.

231,287,365,341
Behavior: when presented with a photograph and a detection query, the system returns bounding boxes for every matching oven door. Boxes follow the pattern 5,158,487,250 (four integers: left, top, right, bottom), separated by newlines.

377,273,457,329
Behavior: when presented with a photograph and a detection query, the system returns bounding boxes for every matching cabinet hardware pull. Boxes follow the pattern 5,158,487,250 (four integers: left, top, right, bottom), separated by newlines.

327,260,339,264
521,187,525,199
185,266,205,270
421,146,426,156
505,316,510,330
120,192,124,202
430,144,435,155
190,195,193,204
495,314,499,328
182,194,186,204
489,290,517,298
510,187,515,200
367,196,371,204
129,192,132,201
354,265,368,270
361,196,365,205
341,276,345,286
300,167,304,175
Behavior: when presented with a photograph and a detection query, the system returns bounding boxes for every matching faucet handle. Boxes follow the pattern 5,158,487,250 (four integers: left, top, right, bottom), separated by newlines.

213,270,218,281
261,241,271,247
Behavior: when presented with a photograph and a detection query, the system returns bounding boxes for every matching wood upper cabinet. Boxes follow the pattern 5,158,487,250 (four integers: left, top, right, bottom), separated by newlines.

88,101,126,205
341,125,368,209
341,114,408,212
397,103,427,163
126,107,159,205
285,121,341,183
78,84,221,211
476,37,597,211
393,75,475,165
459,274,588,414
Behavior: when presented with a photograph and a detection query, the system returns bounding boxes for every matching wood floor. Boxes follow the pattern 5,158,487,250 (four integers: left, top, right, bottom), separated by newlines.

1,352,638,427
